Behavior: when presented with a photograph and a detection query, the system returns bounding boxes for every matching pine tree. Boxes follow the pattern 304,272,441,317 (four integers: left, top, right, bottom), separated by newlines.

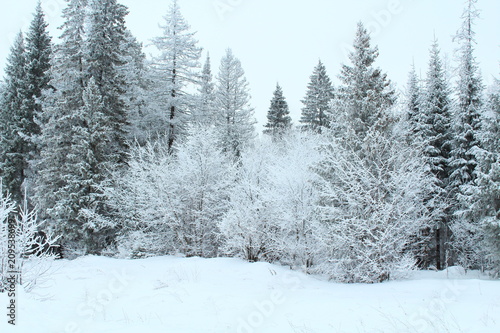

478,78,500,272
299,60,334,134
151,0,202,151
33,0,88,236
34,0,131,253
264,83,292,136
24,1,53,191
119,30,150,143
336,22,395,138
450,0,483,191
86,0,129,163
448,0,485,270
0,33,29,203
193,54,216,126
406,64,424,134
215,48,255,158
421,39,454,270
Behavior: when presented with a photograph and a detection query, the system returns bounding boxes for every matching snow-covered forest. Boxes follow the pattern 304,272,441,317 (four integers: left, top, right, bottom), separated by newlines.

0,0,499,292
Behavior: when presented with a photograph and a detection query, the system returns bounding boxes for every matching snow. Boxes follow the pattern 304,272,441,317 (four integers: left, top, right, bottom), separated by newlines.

1,256,499,333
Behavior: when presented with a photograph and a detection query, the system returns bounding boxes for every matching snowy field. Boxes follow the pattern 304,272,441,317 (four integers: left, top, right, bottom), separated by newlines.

1,256,499,333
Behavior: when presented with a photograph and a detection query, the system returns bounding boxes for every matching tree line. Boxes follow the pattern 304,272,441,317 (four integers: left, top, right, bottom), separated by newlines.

0,0,498,283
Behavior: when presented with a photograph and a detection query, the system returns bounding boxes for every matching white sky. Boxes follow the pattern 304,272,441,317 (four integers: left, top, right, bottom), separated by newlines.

0,0,499,130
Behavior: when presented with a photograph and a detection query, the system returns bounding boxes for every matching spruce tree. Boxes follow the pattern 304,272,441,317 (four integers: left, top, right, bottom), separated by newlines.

421,39,454,269
299,60,334,134
86,0,129,163
406,64,424,134
449,0,483,191
34,0,131,253
336,22,395,138
264,83,292,136
215,48,255,158
448,0,486,269
0,33,29,203
24,2,53,190
193,54,216,126
152,0,202,151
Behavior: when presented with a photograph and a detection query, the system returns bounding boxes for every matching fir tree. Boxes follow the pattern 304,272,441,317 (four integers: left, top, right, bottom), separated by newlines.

193,54,216,126
152,0,202,151
214,48,255,158
448,0,485,270
24,2,53,191
86,0,130,163
264,83,292,136
0,33,29,203
34,0,131,253
421,39,454,269
299,60,334,134
336,22,395,138
449,0,483,191
406,64,424,134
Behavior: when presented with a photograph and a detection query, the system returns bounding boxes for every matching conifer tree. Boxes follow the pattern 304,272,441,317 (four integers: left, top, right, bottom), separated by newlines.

35,0,131,253
449,0,486,269
336,22,395,138
264,83,292,136
215,48,255,158
152,0,202,151
421,40,454,269
193,54,216,126
86,0,129,163
406,64,424,134
300,60,334,134
0,33,29,203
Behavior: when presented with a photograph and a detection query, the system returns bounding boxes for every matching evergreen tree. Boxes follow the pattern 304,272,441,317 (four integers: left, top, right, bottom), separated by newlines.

34,0,131,253
420,40,454,270
299,60,334,134
478,78,500,272
24,2,53,191
450,0,483,191
336,22,395,138
0,33,29,203
119,30,150,143
215,48,255,158
448,0,485,270
86,0,129,163
264,83,292,136
33,0,88,231
193,54,216,126
406,64,424,134
151,0,202,151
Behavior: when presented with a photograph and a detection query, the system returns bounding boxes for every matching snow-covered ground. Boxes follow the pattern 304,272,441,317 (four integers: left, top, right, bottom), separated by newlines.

1,256,499,333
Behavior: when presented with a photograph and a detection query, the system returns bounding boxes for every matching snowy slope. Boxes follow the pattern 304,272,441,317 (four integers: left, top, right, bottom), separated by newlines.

1,256,499,333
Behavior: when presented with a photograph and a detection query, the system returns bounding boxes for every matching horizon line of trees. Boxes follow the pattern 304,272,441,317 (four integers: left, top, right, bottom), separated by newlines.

0,0,499,283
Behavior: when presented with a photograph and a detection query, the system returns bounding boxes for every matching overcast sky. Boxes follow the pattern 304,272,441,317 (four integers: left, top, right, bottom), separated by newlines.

0,0,499,129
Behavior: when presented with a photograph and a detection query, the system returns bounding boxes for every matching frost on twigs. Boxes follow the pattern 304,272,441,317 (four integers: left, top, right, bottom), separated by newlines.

0,191,60,292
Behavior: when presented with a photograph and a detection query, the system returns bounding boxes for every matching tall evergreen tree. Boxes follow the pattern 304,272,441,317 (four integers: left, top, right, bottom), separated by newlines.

152,0,202,151
421,39,454,269
215,48,255,158
336,22,395,138
24,2,53,191
264,83,292,136
0,33,29,203
193,54,216,126
34,0,131,253
449,0,486,269
450,0,483,191
299,60,334,134
86,0,129,163
33,0,88,229
406,64,424,134
119,30,151,143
